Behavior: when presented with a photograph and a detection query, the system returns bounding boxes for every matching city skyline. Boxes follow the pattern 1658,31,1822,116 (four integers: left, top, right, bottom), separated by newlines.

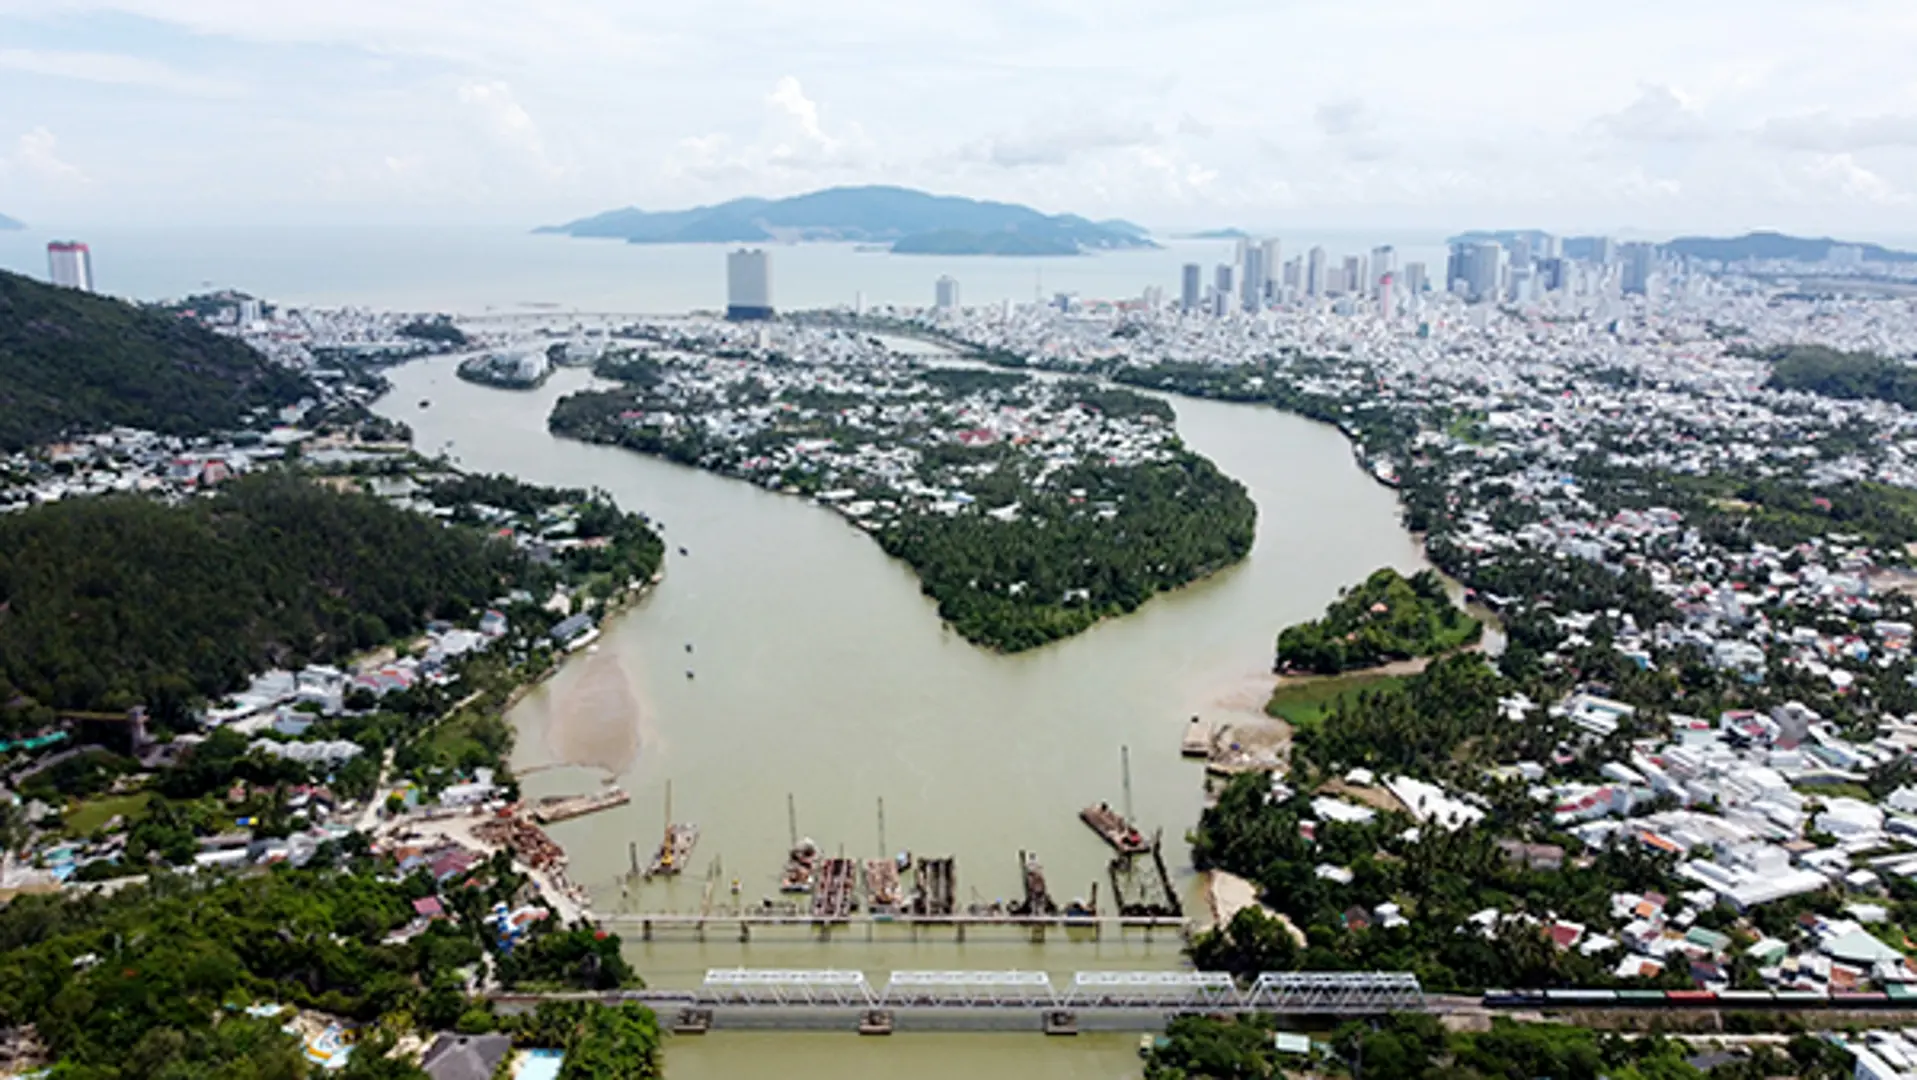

0,1,1914,234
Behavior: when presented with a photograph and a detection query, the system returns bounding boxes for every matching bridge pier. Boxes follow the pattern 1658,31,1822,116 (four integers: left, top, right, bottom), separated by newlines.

738,922,750,942
642,919,652,942
956,924,965,943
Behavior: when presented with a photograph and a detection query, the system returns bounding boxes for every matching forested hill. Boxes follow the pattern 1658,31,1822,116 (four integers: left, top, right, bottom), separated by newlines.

0,269,314,451
0,472,524,725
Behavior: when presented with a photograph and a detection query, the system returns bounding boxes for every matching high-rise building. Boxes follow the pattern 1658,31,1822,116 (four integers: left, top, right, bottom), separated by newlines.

725,249,773,320
238,297,263,325
1401,262,1427,297
1341,256,1365,297
47,241,93,292
1214,264,1236,314
1539,258,1569,293
935,275,960,311
1378,273,1395,319
1181,263,1202,313
1593,237,1619,266
1260,239,1282,300
1305,247,1328,298
1537,233,1562,260
1370,246,1396,297
1621,242,1657,295
1241,244,1267,312
1463,241,1505,303
1282,257,1302,294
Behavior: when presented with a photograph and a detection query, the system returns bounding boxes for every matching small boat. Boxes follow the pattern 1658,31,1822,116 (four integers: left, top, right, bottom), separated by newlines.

730,878,741,896
685,643,693,653
685,669,695,680
678,546,688,556
418,399,431,409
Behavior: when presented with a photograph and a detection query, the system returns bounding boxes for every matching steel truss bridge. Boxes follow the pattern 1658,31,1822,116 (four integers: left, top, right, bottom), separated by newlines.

692,968,1425,1014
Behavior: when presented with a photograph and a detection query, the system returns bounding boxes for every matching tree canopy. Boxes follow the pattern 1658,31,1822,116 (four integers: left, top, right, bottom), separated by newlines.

0,269,313,451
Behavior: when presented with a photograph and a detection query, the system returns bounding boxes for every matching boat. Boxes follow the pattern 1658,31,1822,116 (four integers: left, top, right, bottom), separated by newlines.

685,643,693,653
685,669,694,680
418,399,431,409
645,822,699,877
781,838,820,893
1080,802,1150,855
678,546,689,556
863,857,902,911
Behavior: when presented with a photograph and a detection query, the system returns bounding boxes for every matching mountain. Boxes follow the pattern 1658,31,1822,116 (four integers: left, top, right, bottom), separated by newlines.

1661,231,1917,264
0,270,315,451
538,185,1156,255
1187,228,1251,240
0,213,21,231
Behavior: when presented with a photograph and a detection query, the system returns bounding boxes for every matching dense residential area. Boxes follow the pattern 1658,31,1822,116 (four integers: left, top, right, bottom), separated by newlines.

882,272,1917,1016
0,276,666,1078
548,321,1255,651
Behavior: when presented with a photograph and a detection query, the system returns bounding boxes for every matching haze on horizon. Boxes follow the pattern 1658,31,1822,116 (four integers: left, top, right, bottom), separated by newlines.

0,0,1914,239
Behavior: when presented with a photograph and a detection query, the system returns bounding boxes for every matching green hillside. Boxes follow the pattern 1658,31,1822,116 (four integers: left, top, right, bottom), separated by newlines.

0,269,313,450
0,472,524,726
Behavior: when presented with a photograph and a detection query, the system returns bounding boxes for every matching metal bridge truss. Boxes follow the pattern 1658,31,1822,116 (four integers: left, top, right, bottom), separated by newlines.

698,969,1424,1013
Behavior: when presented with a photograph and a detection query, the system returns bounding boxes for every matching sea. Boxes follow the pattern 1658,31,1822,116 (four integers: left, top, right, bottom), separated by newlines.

0,224,1454,314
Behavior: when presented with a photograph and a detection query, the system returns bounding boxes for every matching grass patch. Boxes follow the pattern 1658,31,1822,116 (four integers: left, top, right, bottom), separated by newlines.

65,792,151,835
1266,673,1404,730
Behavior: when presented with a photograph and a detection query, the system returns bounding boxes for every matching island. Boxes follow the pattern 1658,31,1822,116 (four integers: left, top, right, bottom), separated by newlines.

537,184,1157,255
457,346,553,389
1273,566,1481,676
547,322,1254,651
0,211,21,230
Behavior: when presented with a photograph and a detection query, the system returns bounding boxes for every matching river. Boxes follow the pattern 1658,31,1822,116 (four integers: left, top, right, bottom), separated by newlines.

372,349,1424,1074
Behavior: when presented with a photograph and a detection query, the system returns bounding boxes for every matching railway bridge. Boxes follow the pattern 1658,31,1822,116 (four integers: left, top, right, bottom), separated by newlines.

492,969,1429,1035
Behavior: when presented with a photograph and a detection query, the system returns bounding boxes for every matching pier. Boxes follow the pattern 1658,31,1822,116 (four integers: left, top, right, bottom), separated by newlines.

528,787,630,825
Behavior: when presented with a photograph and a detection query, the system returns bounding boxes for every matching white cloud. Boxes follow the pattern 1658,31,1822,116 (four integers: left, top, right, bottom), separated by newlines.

4,127,90,186
456,80,564,178
1593,85,1712,144
0,47,239,96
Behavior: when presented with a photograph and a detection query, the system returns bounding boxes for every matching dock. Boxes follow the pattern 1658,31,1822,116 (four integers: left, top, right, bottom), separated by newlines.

909,856,956,917
1011,850,1058,917
646,823,699,878
813,857,858,919
1080,803,1151,856
863,858,902,913
1180,716,1214,758
529,787,630,825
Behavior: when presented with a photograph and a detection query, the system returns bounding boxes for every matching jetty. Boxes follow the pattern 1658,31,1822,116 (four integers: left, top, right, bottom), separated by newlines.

1109,830,1183,919
863,858,902,912
781,840,820,893
529,787,630,825
1180,716,1214,758
813,856,858,918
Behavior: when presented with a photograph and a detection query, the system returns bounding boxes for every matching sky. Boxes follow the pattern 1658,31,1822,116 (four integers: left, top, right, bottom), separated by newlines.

2,0,1917,237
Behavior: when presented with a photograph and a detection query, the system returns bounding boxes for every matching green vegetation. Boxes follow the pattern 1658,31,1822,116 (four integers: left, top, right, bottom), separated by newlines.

1264,672,1402,728
875,452,1255,651
1145,1012,1854,1080
1274,568,1480,675
0,269,313,451
1190,755,1686,992
1762,344,1917,410
0,862,647,1078
395,319,467,347
65,792,152,835
0,471,522,728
